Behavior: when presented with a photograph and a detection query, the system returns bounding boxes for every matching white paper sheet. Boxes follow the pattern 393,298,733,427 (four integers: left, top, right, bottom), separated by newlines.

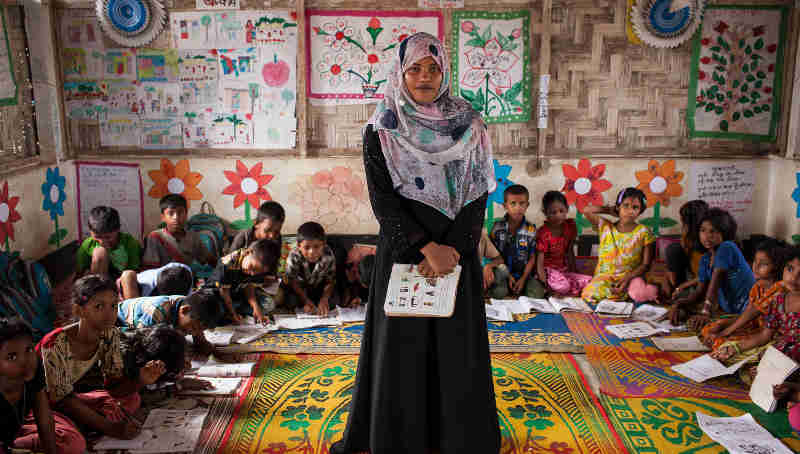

652,336,710,352
696,412,793,454
594,300,634,316
179,377,242,396
203,329,234,346
519,296,558,314
548,296,593,313
671,354,753,383
94,430,154,451
336,305,367,323
605,321,668,339
127,409,209,454
273,313,342,330
632,304,669,321
485,304,514,322
750,345,800,413
492,298,538,315
196,362,256,377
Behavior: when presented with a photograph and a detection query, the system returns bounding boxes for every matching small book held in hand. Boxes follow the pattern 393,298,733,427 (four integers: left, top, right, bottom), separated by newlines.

384,264,461,318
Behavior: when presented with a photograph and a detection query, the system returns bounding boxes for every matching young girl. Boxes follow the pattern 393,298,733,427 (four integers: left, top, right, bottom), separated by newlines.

536,191,591,296
580,187,659,303
664,200,709,297
37,275,166,442
711,246,800,383
664,208,756,331
0,317,67,454
702,238,787,349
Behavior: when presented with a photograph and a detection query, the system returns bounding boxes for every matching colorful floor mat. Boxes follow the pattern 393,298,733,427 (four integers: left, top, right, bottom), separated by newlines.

222,313,582,354
601,395,800,453
217,353,625,454
585,344,750,400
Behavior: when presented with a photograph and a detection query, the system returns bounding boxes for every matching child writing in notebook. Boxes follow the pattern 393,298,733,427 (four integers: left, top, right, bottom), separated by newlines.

663,208,755,331
535,191,591,296
702,238,788,349
37,275,168,442
581,187,659,303
0,317,65,454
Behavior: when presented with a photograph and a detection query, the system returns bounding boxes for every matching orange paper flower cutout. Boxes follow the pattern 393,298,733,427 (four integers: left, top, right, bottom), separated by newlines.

222,161,273,209
148,159,203,204
0,181,21,244
635,159,684,207
561,159,612,212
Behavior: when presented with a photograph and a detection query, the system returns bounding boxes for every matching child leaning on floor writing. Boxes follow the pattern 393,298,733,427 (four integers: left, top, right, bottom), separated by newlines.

580,187,659,303
37,275,169,442
701,238,788,349
535,191,591,296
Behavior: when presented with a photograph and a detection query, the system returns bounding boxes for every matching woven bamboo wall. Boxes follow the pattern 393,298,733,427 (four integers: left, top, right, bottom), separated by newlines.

55,0,797,160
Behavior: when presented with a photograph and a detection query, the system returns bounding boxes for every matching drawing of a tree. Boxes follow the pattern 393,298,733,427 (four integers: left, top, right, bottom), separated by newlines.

201,15,212,42
695,22,778,132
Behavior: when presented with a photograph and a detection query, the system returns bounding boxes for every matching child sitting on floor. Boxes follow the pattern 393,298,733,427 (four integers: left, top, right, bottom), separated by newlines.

342,254,375,308
76,206,141,299
128,262,193,298
207,239,281,324
117,289,221,357
227,201,285,252
480,228,509,297
536,191,591,296
0,317,64,454
286,222,337,317
490,185,546,298
121,326,212,395
664,200,709,298
710,246,800,383
702,238,788,349
581,187,659,303
664,208,756,331
37,275,167,442
143,194,215,269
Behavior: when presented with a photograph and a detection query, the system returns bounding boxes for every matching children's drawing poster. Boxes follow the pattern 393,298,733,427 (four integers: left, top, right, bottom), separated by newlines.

102,80,139,118
60,9,104,50
100,116,140,147
137,82,180,117
64,81,106,120
171,12,219,49
218,47,260,82
140,118,183,148
306,10,443,105
253,114,295,148
180,81,218,106
66,100,102,120
181,105,216,147
258,46,296,118
75,161,144,241
452,10,531,123
688,162,755,232
211,112,253,147
103,49,137,80
239,11,298,47
137,49,180,82
220,82,256,113
178,50,219,82
215,12,246,49
61,48,104,80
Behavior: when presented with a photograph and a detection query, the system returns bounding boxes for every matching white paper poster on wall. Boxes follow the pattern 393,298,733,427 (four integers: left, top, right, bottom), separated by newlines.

100,116,140,147
76,161,144,241
688,162,755,232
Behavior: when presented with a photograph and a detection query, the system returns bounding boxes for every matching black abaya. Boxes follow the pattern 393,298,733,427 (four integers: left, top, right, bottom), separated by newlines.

332,126,501,454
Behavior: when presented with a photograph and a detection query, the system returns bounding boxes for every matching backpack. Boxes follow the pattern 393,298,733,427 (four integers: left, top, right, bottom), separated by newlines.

187,202,228,262
0,251,54,340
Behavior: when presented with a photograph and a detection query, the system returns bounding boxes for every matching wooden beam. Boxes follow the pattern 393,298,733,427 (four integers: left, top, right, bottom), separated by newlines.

296,0,307,158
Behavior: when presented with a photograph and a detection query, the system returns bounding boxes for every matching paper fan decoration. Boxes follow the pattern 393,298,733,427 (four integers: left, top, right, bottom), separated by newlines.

96,0,166,47
631,0,705,48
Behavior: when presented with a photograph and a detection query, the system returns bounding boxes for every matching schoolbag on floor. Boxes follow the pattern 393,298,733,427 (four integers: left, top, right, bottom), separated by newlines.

0,251,54,340
187,201,228,262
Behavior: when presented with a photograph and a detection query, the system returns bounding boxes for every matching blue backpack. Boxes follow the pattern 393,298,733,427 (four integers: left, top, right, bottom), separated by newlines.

187,202,228,262
0,252,54,340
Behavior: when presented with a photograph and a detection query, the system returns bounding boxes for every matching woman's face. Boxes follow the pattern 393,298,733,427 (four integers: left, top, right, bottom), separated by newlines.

403,56,443,104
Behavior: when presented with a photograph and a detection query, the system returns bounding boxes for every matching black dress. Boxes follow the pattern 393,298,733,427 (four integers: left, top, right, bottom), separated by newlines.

333,126,501,454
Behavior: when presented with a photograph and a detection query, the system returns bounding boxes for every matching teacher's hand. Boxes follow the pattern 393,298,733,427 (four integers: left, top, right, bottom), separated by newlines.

421,242,460,275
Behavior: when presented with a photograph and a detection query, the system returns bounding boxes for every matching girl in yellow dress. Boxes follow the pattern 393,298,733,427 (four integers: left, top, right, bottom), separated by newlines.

581,187,659,302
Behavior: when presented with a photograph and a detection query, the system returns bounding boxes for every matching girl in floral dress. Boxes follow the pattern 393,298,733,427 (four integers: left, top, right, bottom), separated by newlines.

581,187,659,303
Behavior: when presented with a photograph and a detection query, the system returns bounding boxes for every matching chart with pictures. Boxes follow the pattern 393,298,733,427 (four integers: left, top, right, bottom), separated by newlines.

384,264,461,317
62,10,297,150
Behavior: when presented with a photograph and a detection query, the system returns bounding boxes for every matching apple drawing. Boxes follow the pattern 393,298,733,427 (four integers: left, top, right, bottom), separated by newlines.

262,54,290,87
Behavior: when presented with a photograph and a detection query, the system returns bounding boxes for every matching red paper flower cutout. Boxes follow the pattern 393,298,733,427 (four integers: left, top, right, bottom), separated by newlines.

223,160,273,209
561,159,612,212
0,182,22,244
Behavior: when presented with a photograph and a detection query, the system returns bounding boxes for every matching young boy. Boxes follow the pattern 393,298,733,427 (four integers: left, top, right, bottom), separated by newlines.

206,239,281,324
127,262,193,299
480,228,511,298
227,201,285,253
76,206,141,298
286,222,337,316
142,194,215,269
117,289,222,356
490,185,546,298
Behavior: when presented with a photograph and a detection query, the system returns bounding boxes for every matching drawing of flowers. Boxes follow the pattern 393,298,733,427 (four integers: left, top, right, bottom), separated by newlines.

315,19,356,51
562,159,612,234
41,167,68,247
635,160,683,236
148,159,204,205
316,52,353,88
459,22,524,118
695,20,780,133
390,24,416,46
223,160,274,231
0,181,21,251
289,166,371,233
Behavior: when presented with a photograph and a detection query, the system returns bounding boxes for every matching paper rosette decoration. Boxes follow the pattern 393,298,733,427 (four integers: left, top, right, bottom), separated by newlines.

631,0,705,48
96,0,166,47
